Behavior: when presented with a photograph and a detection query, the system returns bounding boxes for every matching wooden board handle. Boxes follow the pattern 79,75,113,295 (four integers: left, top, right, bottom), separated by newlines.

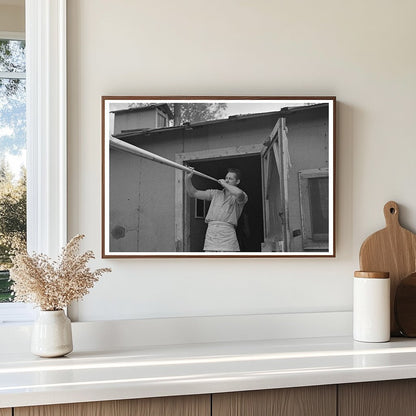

384,201,400,228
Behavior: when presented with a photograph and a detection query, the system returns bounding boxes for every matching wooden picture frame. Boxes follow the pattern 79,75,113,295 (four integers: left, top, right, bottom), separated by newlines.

102,96,336,258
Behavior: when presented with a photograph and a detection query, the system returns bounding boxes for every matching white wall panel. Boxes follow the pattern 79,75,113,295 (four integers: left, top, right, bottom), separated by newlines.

67,0,416,323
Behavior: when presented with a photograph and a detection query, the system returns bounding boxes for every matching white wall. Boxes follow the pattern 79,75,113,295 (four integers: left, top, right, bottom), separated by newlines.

0,3,24,33
67,0,416,322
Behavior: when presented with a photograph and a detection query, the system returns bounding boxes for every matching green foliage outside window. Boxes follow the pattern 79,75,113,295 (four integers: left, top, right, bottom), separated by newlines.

0,162,26,302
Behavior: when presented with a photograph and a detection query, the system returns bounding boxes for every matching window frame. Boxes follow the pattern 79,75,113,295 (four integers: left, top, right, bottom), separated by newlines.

156,108,168,128
0,32,27,315
194,198,210,219
0,0,67,324
298,168,329,251
0,31,26,79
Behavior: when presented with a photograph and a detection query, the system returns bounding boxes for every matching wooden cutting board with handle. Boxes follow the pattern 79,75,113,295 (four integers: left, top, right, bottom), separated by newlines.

359,201,416,336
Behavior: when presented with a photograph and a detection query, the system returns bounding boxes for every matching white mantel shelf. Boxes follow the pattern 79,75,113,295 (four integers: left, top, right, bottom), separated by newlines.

2,336,416,408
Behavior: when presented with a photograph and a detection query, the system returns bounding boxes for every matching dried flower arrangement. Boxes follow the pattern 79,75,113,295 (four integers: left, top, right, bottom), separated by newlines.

10,234,111,311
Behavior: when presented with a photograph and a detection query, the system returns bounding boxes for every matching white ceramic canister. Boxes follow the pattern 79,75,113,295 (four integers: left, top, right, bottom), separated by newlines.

353,271,390,342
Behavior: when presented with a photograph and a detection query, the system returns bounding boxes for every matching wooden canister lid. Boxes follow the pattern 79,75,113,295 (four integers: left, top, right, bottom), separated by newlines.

354,271,389,278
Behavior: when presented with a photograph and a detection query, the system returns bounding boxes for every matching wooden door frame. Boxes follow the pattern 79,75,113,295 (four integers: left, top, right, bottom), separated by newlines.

261,117,291,252
175,144,263,252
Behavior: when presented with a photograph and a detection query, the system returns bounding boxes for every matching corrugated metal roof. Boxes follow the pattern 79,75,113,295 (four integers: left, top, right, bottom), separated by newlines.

112,103,327,140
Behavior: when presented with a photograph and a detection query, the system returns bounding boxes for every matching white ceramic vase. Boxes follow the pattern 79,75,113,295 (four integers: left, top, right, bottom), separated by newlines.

31,310,73,357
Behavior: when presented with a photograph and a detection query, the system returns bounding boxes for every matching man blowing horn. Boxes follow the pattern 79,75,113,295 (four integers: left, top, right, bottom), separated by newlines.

185,168,248,252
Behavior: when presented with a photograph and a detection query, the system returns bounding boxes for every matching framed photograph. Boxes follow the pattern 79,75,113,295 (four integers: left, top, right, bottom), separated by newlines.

102,96,336,257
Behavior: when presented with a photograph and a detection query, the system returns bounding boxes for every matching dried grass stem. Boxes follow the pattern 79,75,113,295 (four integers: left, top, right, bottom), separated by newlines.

10,234,111,310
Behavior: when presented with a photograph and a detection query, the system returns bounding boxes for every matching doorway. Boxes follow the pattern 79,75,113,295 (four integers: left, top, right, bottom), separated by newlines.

186,155,264,252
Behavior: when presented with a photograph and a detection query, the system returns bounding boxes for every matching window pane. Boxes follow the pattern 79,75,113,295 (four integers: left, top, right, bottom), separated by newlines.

195,198,205,218
0,78,26,152
309,177,328,235
0,40,26,73
0,41,26,303
157,113,167,128
0,270,12,302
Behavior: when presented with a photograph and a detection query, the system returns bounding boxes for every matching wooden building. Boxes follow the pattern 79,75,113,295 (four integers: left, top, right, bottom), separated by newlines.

109,104,330,253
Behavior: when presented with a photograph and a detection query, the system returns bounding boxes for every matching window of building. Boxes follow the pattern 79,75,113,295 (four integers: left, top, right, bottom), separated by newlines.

156,109,168,128
299,168,329,251
308,176,329,236
195,198,210,219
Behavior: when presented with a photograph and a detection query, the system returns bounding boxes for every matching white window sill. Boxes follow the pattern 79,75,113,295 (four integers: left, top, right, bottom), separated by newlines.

0,303,36,325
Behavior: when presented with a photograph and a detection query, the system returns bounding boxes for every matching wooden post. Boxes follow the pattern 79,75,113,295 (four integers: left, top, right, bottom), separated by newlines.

278,118,291,252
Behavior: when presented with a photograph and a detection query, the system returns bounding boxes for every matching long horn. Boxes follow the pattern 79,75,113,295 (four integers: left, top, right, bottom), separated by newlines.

109,137,219,183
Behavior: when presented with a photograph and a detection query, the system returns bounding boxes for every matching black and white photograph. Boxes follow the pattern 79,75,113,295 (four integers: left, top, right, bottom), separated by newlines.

102,97,335,257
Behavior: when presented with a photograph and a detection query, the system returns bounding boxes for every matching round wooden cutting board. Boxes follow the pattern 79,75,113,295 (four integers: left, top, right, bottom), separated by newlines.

359,201,416,336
